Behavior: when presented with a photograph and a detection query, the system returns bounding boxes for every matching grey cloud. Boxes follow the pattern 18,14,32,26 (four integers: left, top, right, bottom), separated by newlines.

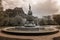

2,0,59,18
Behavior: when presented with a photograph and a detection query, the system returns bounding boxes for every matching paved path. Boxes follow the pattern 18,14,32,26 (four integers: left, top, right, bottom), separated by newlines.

0,30,60,40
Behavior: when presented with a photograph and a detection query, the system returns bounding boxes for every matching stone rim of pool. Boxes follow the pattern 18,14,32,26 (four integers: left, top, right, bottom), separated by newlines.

1,26,59,36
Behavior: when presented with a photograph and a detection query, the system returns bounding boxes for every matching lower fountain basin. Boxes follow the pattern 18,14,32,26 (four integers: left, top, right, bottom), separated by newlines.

1,26,59,35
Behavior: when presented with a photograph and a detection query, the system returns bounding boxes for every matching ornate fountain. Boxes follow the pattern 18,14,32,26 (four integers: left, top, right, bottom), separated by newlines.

24,4,36,27
1,4,59,35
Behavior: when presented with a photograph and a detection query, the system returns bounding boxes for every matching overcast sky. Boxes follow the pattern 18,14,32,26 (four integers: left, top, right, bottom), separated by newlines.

2,0,60,18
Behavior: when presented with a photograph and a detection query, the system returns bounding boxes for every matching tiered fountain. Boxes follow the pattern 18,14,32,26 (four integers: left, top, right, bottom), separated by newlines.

1,4,59,35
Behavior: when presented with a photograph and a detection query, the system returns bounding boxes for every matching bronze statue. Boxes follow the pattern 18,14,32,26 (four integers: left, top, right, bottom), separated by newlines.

25,4,35,27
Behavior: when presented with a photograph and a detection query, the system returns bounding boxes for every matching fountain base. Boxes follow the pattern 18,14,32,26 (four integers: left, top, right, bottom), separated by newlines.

1,26,59,36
